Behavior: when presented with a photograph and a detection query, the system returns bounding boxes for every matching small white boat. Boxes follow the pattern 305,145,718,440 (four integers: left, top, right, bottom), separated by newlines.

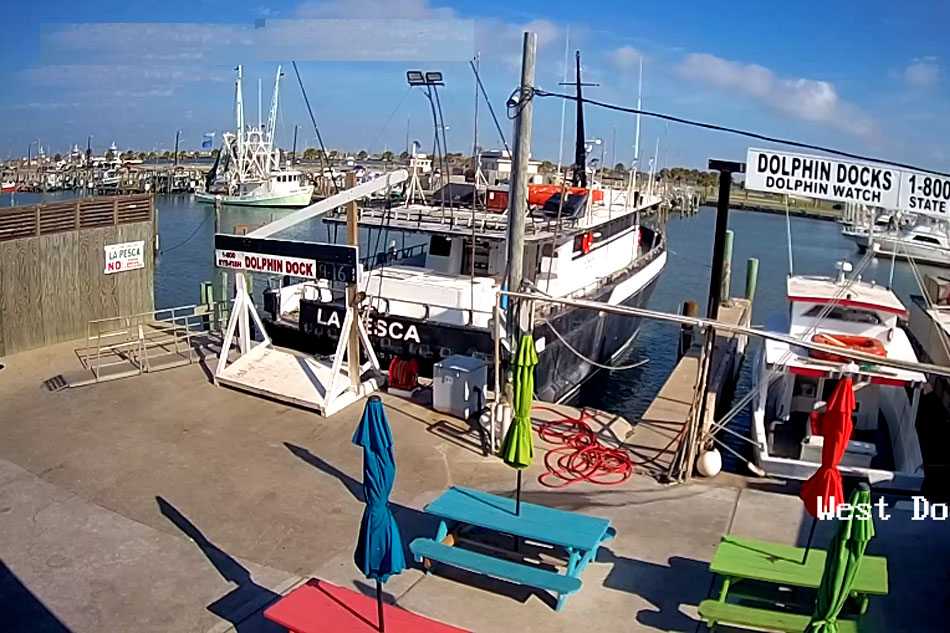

752,263,927,490
843,212,950,268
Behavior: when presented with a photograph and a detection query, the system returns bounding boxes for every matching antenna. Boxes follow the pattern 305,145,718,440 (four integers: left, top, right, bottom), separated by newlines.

559,51,597,188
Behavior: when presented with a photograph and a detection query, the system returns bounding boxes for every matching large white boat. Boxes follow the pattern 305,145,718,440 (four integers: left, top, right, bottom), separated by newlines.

258,56,667,403
196,65,314,208
752,264,927,489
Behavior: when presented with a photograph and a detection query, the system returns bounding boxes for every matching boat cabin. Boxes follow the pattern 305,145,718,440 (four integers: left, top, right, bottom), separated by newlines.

753,272,926,489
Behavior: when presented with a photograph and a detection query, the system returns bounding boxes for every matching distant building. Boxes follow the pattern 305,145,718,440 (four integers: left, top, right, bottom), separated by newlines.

479,149,542,186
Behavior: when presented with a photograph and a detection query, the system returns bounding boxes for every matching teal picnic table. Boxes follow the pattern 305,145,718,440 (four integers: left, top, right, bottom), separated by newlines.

410,486,615,611
698,535,889,632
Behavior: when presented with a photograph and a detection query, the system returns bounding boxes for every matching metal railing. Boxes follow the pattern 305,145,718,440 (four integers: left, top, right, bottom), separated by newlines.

81,302,229,382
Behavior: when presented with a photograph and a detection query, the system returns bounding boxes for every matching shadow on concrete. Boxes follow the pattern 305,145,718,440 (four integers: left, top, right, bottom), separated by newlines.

384,401,490,457
511,485,716,512
156,496,284,633
283,443,439,569
0,560,72,633
597,547,707,633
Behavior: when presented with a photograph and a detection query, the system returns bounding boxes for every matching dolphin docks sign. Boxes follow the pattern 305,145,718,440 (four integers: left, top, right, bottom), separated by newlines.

214,234,359,283
747,148,950,215
746,149,900,207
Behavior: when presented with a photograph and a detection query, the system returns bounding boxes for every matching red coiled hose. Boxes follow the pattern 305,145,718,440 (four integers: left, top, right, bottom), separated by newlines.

534,406,685,488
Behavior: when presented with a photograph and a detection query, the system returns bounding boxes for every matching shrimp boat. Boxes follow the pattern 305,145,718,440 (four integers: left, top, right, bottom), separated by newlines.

196,65,314,208
259,58,667,403
752,262,927,490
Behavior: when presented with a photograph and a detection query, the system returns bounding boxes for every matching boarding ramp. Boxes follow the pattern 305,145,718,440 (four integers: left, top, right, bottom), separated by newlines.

47,302,229,390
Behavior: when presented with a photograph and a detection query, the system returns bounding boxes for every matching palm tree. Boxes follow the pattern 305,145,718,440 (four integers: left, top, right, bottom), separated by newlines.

302,148,318,160
399,151,409,160
357,150,368,160
137,152,147,161
161,151,171,160
381,150,394,162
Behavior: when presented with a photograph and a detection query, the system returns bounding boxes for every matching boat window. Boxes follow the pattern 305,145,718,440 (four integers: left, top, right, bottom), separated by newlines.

429,235,453,257
912,235,941,245
802,305,882,324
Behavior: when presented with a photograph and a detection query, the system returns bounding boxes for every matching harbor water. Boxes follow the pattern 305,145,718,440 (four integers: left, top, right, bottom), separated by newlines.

4,191,938,472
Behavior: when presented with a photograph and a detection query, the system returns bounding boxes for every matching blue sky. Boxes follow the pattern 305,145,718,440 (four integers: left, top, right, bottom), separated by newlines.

2,0,948,171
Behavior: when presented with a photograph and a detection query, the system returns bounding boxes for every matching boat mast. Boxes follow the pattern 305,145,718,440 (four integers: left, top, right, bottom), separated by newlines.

632,56,642,194
235,65,245,183
571,51,587,188
266,65,282,146
555,28,570,179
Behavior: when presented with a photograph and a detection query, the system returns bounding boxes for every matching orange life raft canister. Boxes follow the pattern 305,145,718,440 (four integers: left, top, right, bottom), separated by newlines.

810,333,887,363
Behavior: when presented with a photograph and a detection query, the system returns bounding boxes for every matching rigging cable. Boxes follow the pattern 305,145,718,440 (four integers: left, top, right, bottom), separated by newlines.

469,61,510,155
530,88,950,177
159,210,212,255
368,86,413,154
291,61,339,194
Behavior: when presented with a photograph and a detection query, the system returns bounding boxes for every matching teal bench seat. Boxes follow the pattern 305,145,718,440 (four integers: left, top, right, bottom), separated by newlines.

698,600,859,633
410,538,581,609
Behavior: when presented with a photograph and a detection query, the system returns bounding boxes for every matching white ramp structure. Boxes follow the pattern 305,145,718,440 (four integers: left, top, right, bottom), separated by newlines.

214,170,409,416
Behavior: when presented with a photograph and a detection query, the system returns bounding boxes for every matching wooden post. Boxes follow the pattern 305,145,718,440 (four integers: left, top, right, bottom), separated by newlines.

346,171,360,389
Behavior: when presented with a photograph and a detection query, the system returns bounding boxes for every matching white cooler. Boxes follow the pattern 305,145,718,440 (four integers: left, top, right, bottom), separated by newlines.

433,355,488,420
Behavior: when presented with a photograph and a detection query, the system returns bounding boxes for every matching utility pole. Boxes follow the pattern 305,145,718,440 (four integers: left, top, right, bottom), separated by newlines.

505,31,537,340
174,130,181,167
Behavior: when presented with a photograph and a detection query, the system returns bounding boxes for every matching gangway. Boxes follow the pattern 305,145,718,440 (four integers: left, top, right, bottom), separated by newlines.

213,170,409,416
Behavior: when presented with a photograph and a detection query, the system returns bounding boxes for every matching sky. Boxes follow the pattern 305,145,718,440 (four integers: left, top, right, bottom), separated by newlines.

1,0,949,172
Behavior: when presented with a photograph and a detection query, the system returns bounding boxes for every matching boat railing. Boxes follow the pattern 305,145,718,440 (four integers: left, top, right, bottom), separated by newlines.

360,243,428,270
535,230,667,319
364,294,494,328
81,302,229,382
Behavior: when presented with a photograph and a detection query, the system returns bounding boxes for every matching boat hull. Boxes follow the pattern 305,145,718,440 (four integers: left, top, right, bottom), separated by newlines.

843,229,950,267
263,245,666,404
195,187,314,208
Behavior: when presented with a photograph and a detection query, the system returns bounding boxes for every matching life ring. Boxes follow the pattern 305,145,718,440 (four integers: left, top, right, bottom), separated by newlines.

581,232,594,254
810,333,886,363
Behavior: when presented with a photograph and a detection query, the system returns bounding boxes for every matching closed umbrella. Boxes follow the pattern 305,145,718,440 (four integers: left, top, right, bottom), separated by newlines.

353,395,406,632
799,376,854,561
500,334,538,515
806,482,875,633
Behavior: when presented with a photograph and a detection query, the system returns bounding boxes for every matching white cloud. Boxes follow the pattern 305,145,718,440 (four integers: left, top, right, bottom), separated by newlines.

609,46,643,74
41,23,253,65
295,0,456,19
678,52,874,138
904,58,939,88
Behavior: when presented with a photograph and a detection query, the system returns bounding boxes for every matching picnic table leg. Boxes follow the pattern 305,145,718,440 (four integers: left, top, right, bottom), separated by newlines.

555,548,582,612
418,520,450,572
717,576,732,602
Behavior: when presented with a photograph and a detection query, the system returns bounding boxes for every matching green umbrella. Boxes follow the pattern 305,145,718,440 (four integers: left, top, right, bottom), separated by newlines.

806,482,875,633
500,334,538,515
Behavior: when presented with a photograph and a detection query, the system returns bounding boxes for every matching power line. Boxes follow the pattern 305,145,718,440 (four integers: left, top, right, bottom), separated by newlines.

531,88,950,177
469,61,510,155
291,61,339,194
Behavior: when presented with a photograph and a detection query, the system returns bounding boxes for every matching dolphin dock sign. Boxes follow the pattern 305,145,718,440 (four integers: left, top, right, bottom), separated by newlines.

746,148,901,207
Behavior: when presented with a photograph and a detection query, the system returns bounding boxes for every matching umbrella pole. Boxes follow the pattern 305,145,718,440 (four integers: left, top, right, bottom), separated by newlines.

376,579,385,632
802,516,817,564
516,470,522,516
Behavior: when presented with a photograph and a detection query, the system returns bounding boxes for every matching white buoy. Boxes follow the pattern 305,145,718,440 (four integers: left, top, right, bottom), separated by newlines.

696,447,722,477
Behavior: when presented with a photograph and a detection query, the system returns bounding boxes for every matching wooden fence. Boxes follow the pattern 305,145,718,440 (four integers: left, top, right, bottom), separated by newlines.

0,194,155,356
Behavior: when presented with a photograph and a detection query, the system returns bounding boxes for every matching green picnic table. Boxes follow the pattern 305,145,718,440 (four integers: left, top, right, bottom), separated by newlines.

698,535,889,632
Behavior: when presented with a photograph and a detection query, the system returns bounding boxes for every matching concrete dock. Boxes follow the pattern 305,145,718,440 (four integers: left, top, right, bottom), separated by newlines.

1,337,948,632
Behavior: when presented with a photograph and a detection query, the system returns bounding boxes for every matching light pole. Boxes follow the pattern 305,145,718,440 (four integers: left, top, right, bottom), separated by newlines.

407,70,449,216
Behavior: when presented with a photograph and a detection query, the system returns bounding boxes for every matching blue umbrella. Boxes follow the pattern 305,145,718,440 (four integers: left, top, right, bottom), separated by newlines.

353,395,405,632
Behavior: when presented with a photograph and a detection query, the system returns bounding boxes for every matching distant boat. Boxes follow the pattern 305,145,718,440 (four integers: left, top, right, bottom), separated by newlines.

196,64,314,208
1,181,17,193
843,212,950,268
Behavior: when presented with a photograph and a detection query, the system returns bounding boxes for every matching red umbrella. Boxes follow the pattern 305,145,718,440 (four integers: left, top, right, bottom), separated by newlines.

801,376,855,518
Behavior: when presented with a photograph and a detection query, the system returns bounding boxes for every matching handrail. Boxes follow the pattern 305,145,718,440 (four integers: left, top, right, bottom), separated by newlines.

83,300,229,381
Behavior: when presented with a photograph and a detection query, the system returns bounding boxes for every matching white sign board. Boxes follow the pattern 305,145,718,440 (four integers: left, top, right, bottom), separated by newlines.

746,148,901,208
215,249,350,280
104,241,145,275
898,170,950,215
